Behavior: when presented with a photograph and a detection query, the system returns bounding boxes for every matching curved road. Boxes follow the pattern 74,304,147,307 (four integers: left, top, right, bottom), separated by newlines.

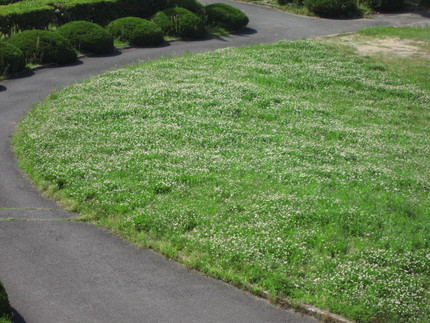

0,1,429,322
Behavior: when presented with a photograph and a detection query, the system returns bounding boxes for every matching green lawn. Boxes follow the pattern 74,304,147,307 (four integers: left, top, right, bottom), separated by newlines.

358,27,430,90
13,28,430,322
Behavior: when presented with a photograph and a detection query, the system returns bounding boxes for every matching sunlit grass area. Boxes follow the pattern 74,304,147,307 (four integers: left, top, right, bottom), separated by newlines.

13,28,430,322
358,27,430,90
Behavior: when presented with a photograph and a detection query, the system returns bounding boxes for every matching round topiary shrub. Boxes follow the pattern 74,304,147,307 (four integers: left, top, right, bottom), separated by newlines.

166,0,206,17
8,30,77,65
304,0,358,18
0,41,26,75
57,21,114,55
106,17,164,46
152,7,206,39
359,0,405,11
205,3,249,31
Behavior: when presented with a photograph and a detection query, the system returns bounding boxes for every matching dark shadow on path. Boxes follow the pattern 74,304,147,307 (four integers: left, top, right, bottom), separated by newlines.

232,27,258,36
11,307,26,323
180,27,258,43
209,27,258,41
56,60,84,68
0,85,6,92
7,69,34,80
86,48,123,58
411,9,430,18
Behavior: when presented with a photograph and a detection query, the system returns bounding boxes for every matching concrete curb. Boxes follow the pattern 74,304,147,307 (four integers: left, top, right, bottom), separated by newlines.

245,287,354,323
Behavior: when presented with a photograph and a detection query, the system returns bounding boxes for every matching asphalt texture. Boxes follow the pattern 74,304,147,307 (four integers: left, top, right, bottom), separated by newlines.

0,1,429,322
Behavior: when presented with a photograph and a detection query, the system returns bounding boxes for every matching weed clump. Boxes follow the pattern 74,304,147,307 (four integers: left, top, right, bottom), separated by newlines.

8,30,77,65
205,3,249,31
57,21,114,54
106,17,164,47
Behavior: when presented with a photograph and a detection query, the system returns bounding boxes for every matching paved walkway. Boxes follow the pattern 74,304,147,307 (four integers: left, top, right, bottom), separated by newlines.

0,1,428,322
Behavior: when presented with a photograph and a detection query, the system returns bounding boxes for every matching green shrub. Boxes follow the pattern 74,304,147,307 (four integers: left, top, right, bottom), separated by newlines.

420,0,430,7
152,7,206,39
304,0,358,17
8,30,77,65
57,21,114,54
277,0,304,5
0,0,20,5
0,0,168,37
359,0,405,11
116,0,168,18
205,3,249,31
106,17,163,46
55,0,168,26
0,282,11,319
54,0,119,26
0,41,25,75
0,2,55,36
166,0,205,16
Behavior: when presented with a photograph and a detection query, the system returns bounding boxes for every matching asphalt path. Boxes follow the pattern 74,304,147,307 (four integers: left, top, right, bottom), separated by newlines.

0,1,429,322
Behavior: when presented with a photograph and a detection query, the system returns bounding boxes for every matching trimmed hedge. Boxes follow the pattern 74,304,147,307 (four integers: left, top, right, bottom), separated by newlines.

277,0,304,4
0,41,25,75
304,0,358,18
57,21,114,54
107,17,164,46
0,1,55,36
0,0,20,5
421,0,430,7
0,0,168,36
54,0,119,26
0,282,11,319
205,3,249,31
359,0,405,11
116,0,167,18
152,7,206,39
8,30,77,65
166,0,205,16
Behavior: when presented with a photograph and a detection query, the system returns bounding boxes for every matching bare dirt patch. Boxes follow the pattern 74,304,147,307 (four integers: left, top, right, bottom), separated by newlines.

321,34,429,58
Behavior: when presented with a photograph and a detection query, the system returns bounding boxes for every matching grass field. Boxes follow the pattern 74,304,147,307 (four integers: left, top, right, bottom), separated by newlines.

13,27,430,322
357,27,430,90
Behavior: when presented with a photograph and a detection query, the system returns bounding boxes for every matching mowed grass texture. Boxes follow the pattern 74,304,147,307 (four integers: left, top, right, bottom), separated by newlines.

14,40,429,321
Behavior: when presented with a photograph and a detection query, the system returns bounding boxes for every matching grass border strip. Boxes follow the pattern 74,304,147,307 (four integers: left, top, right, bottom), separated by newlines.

244,286,354,323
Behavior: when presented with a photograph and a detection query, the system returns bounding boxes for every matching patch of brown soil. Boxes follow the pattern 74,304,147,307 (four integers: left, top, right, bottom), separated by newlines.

322,34,429,58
